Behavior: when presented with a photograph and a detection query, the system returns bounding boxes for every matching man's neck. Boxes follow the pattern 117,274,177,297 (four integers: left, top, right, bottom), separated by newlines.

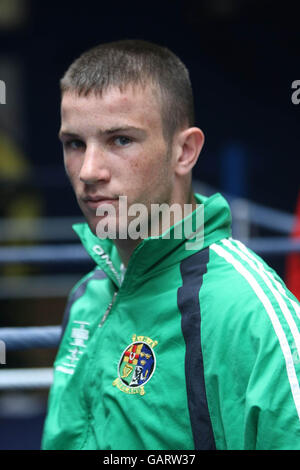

114,238,141,268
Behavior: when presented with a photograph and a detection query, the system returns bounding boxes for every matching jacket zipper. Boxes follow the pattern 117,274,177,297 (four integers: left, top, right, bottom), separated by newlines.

98,291,118,328
80,290,118,449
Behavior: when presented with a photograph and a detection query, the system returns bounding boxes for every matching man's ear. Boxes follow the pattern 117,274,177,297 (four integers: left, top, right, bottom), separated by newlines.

173,127,205,176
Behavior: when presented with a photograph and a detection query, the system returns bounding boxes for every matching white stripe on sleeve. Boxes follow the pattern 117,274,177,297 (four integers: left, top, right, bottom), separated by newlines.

211,242,300,420
221,238,300,362
230,237,300,321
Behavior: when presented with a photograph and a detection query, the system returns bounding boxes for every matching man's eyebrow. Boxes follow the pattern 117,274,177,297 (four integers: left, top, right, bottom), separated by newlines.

58,126,146,140
103,126,146,136
58,130,81,141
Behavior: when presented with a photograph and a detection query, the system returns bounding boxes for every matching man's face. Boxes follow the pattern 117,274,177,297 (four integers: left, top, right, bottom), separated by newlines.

59,84,176,238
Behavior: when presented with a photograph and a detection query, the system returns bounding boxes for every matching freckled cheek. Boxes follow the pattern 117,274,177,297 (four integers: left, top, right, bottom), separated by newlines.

129,151,162,177
125,160,158,195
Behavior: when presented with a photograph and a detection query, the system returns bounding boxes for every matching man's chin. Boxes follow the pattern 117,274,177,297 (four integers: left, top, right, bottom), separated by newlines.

83,213,150,241
82,214,105,237
85,215,122,240
87,221,98,237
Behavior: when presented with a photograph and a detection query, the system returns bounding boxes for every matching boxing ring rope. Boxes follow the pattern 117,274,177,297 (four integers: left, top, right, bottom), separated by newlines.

0,239,299,268
0,326,61,351
0,186,299,390
0,328,61,389
0,368,54,390
0,244,91,265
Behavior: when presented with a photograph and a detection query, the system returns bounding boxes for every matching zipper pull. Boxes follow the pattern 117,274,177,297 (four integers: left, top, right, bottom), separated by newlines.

98,291,118,328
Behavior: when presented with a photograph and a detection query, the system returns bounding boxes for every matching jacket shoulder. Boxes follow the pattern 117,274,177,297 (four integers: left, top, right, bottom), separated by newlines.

60,267,108,339
204,237,300,325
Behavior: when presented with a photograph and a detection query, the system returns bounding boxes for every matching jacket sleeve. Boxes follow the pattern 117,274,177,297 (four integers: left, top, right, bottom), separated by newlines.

201,245,300,450
242,301,300,450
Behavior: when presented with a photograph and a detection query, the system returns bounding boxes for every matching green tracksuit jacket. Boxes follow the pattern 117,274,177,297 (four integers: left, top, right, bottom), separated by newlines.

42,192,300,450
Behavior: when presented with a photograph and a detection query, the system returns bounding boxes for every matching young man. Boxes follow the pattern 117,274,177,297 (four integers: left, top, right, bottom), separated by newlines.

42,40,300,450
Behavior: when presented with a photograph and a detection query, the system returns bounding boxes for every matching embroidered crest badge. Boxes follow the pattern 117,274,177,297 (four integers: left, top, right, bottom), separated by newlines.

113,334,158,396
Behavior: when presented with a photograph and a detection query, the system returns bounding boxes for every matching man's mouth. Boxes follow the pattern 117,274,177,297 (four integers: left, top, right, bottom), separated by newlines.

82,195,119,210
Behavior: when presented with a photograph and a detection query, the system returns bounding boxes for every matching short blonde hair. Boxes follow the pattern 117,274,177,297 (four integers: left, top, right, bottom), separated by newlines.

60,39,195,143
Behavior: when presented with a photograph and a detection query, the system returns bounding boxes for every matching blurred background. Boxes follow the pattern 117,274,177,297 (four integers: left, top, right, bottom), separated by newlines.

0,0,299,450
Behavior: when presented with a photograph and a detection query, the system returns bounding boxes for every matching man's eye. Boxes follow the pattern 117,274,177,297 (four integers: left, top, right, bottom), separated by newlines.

114,136,132,147
64,140,84,150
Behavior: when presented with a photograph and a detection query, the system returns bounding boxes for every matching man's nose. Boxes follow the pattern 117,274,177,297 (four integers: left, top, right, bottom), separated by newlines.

79,145,110,184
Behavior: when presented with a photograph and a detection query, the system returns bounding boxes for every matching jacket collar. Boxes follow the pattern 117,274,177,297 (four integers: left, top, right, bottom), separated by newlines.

73,192,232,289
